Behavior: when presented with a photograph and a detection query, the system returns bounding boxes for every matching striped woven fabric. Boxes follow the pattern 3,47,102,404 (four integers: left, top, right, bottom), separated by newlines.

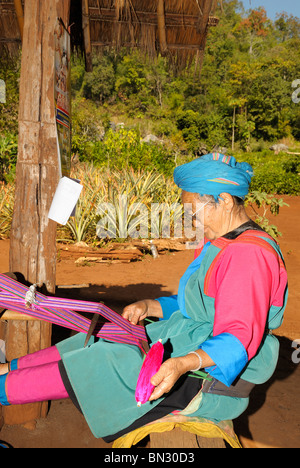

0,274,148,353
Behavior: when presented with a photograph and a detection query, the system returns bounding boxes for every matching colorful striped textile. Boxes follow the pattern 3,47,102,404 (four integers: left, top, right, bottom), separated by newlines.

212,153,232,165
0,274,148,353
207,177,240,186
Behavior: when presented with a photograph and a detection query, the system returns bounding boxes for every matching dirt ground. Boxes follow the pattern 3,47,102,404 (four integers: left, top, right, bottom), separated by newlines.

0,196,299,448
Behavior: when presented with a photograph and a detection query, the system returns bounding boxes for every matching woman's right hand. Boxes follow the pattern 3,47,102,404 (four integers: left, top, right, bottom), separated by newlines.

122,300,163,325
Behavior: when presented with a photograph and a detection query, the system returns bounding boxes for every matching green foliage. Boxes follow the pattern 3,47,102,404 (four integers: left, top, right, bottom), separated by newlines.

236,151,300,195
57,164,181,243
0,182,14,239
89,128,175,175
0,54,20,136
0,163,288,242
0,133,18,183
245,191,289,237
1,2,300,198
0,55,20,183
83,54,116,103
68,2,300,166
115,52,148,96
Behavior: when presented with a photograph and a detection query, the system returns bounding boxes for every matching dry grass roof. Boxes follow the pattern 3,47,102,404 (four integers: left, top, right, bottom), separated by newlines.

0,0,220,69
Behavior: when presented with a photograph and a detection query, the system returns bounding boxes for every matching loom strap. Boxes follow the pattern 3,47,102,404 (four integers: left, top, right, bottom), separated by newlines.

0,274,147,353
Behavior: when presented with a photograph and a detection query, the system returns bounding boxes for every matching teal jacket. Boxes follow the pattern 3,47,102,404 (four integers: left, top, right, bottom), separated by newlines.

56,230,288,438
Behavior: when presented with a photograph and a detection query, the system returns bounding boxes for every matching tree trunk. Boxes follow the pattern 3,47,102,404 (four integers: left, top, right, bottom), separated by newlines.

232,106,236,152
7,0,71,428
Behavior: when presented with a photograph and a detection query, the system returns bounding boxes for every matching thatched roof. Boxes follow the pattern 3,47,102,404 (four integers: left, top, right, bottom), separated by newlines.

0,0,220,69
0,0,24,55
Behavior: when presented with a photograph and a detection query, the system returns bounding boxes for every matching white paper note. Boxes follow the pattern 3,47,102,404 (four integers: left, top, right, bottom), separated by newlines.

0,340,6,364
48,177,83,225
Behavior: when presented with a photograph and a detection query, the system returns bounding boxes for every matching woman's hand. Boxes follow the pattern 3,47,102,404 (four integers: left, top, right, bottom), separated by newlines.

122,299,163,325
149,351,215,401
148,356,190,401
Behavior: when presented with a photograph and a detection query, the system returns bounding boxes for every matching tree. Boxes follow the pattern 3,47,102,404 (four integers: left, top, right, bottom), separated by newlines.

275,12,300,42
83,54,116,103
239,7,271,55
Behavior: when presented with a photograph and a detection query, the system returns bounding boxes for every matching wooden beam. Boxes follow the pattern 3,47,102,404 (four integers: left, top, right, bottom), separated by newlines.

150,428,226,448
13,0,24,41
0,310,40,322
82,0,93,72
91,41,202,50
88,8,203,27
8,0,71,429
0,38,22,43
195,0,214,76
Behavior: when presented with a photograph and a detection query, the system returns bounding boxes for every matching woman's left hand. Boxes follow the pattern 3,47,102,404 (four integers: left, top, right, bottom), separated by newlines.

148,357,190,402
148,350,214,401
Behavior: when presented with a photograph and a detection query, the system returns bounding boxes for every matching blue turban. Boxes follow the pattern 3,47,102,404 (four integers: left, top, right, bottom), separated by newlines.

173,153,254,200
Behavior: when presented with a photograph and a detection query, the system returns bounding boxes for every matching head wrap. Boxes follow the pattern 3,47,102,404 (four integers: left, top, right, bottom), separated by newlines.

173,153,254,200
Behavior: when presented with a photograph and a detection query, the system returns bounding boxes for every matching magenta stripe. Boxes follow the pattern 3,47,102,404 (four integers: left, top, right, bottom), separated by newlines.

38,297,146,339
0,274,147,348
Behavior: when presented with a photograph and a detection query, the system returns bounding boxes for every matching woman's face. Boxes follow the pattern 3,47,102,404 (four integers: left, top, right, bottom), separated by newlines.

181,191,232,240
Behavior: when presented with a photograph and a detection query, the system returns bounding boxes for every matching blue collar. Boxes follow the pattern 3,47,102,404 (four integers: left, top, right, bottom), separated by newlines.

177,242,211,318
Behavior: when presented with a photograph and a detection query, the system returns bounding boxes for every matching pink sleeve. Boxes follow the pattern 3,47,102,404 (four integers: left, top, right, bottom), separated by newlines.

207,242,286,360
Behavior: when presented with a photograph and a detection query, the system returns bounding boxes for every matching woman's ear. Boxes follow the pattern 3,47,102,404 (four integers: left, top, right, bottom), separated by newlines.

219,193,234,212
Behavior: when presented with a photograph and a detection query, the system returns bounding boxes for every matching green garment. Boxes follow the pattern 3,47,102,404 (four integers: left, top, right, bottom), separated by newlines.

56,235,287,438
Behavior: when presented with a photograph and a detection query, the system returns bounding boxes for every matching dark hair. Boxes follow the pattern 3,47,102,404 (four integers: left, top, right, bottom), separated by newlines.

196,194,245,207
233,196,245,206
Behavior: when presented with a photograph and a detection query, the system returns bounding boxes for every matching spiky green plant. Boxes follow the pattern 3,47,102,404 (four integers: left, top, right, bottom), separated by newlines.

0,182,15,239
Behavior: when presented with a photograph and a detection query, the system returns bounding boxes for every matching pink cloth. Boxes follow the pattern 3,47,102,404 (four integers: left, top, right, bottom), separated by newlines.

17,346,61,369
206,240,287,361
6,347,68,405
6,362,69,405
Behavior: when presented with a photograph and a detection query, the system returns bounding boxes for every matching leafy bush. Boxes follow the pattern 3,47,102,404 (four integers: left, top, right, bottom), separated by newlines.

236,151,300,195
0,133,18,183
0,182,14,238
87,128,176,175
0,54,20,136
83,55,116,103
245,191,289,237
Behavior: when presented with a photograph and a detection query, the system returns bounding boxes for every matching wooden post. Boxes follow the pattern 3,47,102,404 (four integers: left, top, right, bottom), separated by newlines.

194,0,214,76
7,0,71,428
157,0,168,55
13,0,24,42
82,0,93,71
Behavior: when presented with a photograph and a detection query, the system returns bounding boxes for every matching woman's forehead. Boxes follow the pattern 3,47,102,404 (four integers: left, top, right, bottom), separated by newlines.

181,191,203,203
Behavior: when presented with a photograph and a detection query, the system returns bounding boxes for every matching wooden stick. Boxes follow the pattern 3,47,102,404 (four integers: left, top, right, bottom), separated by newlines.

0,310,39,322
157,0,168,54
13,0,24,41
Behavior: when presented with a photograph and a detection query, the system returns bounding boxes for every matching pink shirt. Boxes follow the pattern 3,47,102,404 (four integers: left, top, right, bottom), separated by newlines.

204,234,288,360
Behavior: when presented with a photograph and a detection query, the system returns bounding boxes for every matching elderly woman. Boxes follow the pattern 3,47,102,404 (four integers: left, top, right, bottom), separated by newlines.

0,154,288,442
